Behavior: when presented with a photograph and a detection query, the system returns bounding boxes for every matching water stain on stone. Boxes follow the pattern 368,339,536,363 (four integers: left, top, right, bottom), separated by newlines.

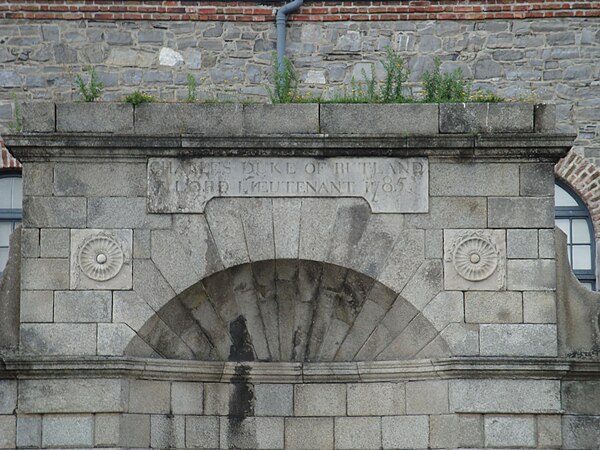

228,364,254,418
227,315,257,449
229,315,255,362
227,367,256,449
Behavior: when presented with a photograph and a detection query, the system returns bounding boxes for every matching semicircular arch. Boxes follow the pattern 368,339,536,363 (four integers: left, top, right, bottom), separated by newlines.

124,259,452,362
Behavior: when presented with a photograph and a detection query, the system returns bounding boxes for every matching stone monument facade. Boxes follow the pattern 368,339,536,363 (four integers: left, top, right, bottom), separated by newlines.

0,102,598,448
1,1,600,242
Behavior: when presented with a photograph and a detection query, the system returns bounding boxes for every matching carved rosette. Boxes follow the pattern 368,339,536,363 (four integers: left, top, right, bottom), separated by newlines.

444,229,506,291
451,234,499,282
78,235,124,281
70,229,133,290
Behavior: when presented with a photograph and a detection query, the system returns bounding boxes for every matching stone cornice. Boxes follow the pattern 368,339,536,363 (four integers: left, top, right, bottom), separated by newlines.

1,356,598,383
5,133,574,163
4,102,574,162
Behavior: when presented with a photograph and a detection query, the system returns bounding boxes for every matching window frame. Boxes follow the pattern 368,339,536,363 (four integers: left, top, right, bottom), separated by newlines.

0,171,22,218
0,171,22,273
555,180,596,290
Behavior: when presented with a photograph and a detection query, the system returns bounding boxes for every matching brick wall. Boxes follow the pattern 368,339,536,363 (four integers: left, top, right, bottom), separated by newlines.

0,145,19,168
556,152,600,239
1,1,600,22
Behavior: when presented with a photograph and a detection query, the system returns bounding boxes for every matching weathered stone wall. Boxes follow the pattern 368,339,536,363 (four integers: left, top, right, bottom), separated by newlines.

2,103,598,448
2,365,600,448
10,103,565,362
0,4,599,447
1,11,600,244
0,17,599,159
0,375,571,448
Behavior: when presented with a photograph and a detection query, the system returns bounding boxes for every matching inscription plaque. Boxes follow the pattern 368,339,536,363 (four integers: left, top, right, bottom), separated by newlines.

148,157,428,213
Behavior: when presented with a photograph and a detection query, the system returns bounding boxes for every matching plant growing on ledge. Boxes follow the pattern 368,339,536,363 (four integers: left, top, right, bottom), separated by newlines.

124,91,156,106
380,46,410,103
268,53,299,104
186,74,198,103
422,57,470,103
469,89,505,103
75,66,104,102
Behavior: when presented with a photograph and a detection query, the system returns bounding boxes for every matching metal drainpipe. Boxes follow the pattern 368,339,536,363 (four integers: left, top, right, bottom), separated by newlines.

276,0,304,76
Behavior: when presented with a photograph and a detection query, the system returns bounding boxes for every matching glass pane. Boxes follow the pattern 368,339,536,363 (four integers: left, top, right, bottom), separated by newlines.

0,178,11,209
556,219,571,242
572,219,591,244
572,245,592,270
0,247,7,272
580,282,594,290
568,249,572,265
0,222,12,247
555,184,579,207
11,177,22,208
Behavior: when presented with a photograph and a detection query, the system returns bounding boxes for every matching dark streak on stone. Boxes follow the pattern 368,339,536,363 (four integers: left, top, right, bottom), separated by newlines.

229,315,255,362
227,315,256,449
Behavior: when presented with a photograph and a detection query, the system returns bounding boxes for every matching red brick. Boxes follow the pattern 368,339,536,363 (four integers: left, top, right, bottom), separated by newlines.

123,13,142,20
91,12,114,20
196,8,217,14
18,4,42,11
223,7,244,14
250,8,273,15
2,0,600,21
464,12,487,19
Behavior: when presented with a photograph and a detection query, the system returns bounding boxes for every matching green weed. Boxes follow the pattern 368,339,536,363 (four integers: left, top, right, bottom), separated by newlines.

186,74,197,103
124,91,156,106
303,47,410,104
75,66,104,102
469,89,505,103
325,75,375,103
380,46,410,103
421,57,470,103
268,53,299,104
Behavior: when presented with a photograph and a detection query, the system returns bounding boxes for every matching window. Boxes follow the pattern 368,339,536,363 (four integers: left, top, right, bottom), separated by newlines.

555,181,596,290
0,174,22,273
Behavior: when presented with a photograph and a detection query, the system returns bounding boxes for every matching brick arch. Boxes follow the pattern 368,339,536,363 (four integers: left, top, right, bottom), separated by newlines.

0,140,21,170
555,152,600,240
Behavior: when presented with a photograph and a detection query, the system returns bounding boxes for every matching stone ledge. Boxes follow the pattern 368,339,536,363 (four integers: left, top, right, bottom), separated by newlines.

439,103,535,134
18,102,555,136
1,356,598,383
5,133,575,163
56,103,133,133
320,103,439,135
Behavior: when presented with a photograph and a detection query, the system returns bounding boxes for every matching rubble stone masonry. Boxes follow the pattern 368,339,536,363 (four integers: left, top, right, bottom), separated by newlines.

0,2,598,155
2,1,599,233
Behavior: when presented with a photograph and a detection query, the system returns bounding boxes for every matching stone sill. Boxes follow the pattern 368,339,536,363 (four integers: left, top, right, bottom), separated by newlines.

1,355,598,383
19,101,557,136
